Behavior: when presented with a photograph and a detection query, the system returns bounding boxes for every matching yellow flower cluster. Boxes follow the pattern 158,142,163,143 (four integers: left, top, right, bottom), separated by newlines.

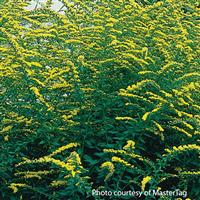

9,183,27,193
127,80,159,92
115,116,136,122
48,143,79,157
141,176,151,191
142,107,161,121
164,144,200,155
180,171,200,176
0,125,13,133
16,143,83,179
15,170,52,176
103,149,143,161
153,121,164,132
123,140,135,151
171,126,192,137
51,180,66,187
30,87,53,110
111,156,133,168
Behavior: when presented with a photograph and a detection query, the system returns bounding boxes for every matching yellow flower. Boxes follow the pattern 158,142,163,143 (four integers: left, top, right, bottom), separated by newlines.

164,144,200,156
123,140,135,151
142,112,150,121
111,156,132,168
51,180,66,187
30,87,53,110
4,135,9,141
157,187,161,191
0,125,13,133
31,62,42,68
78,55,84,62
154,121,164,132
108,17,117,23
142,107,161,121
181,171,200,176
182,122,193,130
171,126,192,137
48,143,79,157
141,176,151,191
9,183,27,193
110,40,117,45
115,116,136,122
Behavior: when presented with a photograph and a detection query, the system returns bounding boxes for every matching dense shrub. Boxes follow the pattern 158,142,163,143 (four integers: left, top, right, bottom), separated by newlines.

0,0,199,199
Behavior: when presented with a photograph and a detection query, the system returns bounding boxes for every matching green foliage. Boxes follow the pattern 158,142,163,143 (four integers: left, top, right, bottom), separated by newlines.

0,0,199,199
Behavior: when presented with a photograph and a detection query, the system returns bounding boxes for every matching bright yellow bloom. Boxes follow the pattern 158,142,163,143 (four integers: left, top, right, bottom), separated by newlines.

9,183,27,193
48,143,79,157
154,121,164,132
141,176,151,191
123,140,135,151
111,156,132,168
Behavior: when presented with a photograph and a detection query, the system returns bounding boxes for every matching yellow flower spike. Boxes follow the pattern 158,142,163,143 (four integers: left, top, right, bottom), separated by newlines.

141,176,151,191
124,5,131,10
110,40,117,45
4,135,9,141
153,121,164,132
142,47,148,58
0,125,13,133
78,55,84,62
71,171,76,177
105,12,110,17
51,180,66,187
9,183,27,193
180,171,200,176
31,62,42,68
111,156,132,168
157,187,161,191
142,112,150,121
164,144,200,156
116,116,136,122
171,126,192,137
48,143,79,157
123,140,135,151
182,122,193,130
142,107,161,121
30,87,53,110
31,78,45,87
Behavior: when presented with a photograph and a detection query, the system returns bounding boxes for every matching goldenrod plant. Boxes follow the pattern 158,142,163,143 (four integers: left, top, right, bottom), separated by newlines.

10,143,92,199
0,0,199,199
100,141,199,198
